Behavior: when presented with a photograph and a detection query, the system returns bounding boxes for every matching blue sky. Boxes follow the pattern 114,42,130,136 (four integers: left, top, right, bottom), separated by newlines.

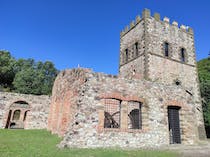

0,0,209,74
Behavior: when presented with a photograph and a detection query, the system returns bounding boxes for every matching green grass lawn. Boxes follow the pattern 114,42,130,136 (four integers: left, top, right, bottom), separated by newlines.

0,129,177,157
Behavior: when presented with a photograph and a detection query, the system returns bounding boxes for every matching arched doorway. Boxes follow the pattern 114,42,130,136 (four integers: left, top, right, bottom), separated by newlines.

5,101,30,129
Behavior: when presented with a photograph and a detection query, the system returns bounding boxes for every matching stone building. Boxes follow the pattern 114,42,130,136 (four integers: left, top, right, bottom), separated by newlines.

0,9,206,148
48,9,206,148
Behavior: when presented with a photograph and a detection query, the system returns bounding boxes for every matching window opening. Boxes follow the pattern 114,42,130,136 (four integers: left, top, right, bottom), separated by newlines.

181,48,185,62
128,101,142,129
104,99,121,128
125,49,128,62
164,42,169,57
23,111,29,121
135,42,139,56
12,110,21,120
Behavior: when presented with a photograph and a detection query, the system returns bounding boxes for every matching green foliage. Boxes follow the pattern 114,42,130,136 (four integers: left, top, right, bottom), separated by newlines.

0,50,58,95
13,59,58,95
0,129,177,157
198,58,210,127
0,51,15,89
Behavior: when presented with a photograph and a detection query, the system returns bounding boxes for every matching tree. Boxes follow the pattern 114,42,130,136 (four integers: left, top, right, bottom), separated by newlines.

0,50,15,91
198,58,210,128
38,61,58,95
13,59,58,95
13,67,42,94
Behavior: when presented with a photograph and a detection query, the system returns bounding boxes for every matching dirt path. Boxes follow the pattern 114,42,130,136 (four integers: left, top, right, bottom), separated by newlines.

179,145,210,157
166,143,210,157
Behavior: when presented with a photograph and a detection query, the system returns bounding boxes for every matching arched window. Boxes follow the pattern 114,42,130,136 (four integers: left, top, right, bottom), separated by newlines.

12,110,21,120
10,101,29,109
180,48,185,62
128,101,142,129
164,42,169,57
104,99,121,128
23,110,29,121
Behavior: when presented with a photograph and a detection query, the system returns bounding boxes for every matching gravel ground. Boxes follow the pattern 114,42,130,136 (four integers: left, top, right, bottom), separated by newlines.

165,141,210,157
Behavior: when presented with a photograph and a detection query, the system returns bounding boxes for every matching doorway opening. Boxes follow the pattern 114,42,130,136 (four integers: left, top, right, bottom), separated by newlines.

168,106,181,144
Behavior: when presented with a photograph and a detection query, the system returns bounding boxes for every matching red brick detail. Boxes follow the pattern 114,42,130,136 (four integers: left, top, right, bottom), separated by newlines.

47,69,88,136
58,91,75,137
99,93,144,102
164,100,190,109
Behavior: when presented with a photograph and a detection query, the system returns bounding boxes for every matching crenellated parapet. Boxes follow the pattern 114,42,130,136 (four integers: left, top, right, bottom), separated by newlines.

120,9,194,38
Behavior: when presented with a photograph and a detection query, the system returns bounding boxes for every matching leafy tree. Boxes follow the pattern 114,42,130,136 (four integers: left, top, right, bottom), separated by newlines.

37,61,58,95
0,50,58,95
198,58,210,128
13,59,58,95
0,50,15,90
13,67,41,94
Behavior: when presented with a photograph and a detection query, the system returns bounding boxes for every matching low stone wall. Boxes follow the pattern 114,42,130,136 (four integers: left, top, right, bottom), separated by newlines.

0,92,51,129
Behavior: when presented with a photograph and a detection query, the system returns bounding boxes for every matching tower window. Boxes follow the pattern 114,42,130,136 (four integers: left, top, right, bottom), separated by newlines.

125,49,128,62
164,42,169,57
181,48,185,62
135,42,139,56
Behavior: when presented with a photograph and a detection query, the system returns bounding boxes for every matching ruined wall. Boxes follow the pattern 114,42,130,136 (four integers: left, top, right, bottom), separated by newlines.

57,69,198,148
47,69,90,136
0,92,51,129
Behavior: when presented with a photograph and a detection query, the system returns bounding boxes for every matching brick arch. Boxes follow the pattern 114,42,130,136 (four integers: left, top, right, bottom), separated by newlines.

3,99,31,129
164,100,192,110
99,93,145,103
9,100,31,108
99,93,125,101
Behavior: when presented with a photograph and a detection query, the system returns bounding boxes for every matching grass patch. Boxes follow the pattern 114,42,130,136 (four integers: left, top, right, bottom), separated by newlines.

0,129,177,157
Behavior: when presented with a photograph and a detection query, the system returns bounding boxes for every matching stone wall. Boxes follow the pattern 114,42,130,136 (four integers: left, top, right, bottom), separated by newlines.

0,92,51,129
49,69,198,148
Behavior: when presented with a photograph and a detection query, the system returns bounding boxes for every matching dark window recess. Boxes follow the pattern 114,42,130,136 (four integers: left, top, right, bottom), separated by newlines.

23,111,29,121
164,42,169,57
128,102,142,129
135,42,139,56
128,109,141,129
181,48,185,62
174,80,181,86
125,49,128,62
12,110,21,120
5,110,12,129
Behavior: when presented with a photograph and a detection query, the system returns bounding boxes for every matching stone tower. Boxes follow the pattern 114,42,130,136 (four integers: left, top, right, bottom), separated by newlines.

119,9,206,139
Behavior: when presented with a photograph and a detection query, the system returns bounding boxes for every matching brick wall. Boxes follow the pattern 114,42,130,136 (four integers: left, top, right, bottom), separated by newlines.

47,69,89,136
